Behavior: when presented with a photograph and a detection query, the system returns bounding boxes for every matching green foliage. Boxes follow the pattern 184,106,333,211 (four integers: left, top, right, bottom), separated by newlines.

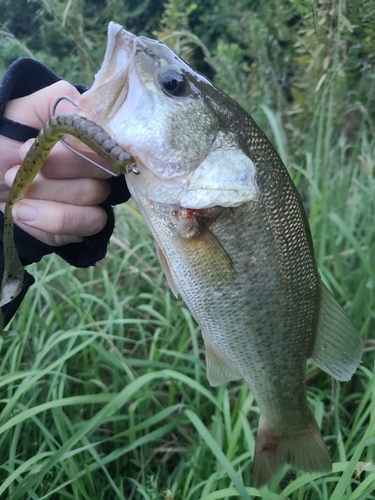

0,0,165,84
0,0,374,498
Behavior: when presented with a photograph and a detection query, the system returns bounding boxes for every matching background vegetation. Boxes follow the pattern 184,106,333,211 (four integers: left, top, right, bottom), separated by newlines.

1,0,374,498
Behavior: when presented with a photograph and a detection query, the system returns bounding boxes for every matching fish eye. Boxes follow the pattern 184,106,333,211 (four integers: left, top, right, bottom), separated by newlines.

159,68,187,97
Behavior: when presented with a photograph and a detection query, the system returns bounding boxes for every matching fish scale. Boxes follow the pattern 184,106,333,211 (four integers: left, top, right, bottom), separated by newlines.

129,183,312,427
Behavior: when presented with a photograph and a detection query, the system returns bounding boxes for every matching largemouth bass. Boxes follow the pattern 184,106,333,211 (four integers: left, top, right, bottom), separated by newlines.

2,22,363,487
78,23,363,487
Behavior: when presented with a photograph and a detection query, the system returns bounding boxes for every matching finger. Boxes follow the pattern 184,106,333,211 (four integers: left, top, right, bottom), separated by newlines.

0,179,11,203
0,200,92,246
6,226,84,247
19,138,116,180
10,200,108,239
0,135,23,175
5,166,111,205
4,81,82,129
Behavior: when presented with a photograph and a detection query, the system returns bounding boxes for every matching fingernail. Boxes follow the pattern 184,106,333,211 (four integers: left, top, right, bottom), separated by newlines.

19,140,33,161
4,168,17,187
13,204,38,222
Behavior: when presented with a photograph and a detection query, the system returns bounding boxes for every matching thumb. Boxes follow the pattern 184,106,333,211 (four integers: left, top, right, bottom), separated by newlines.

18,139,33,162
34,80,83,124
4,81,82,131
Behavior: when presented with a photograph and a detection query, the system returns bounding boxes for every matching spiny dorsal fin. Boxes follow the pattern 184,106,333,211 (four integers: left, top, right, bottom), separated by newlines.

311,283,363,382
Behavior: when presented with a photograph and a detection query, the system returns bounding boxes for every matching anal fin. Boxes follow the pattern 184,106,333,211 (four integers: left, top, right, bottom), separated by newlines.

204,340,242,386
312,283,363,382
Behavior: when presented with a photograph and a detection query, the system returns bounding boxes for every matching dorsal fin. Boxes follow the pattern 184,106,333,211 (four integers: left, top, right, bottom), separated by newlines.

311,283,363,381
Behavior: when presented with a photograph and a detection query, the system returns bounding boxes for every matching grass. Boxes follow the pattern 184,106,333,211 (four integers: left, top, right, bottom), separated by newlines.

0,182,373,499
1,0,375,498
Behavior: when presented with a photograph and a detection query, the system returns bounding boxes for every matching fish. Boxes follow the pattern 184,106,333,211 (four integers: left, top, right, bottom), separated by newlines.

2,22,363,487
76,22,363,487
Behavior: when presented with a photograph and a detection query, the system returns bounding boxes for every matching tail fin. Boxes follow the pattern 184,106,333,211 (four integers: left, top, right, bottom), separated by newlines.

253,416,332,488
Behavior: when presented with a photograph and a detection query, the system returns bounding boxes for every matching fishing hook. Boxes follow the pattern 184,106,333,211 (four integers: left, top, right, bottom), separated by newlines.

51,95,139,177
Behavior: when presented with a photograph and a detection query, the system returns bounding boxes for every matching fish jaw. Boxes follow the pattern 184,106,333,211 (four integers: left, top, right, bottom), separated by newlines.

77,22,136,125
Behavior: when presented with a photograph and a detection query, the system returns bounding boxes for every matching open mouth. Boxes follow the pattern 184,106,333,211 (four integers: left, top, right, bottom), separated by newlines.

76,23,137,126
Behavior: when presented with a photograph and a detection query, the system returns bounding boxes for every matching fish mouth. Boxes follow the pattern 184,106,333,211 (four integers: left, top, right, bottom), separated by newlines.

78,23,192,191
76,22,137,126
77,23,170,180
76,23,158,179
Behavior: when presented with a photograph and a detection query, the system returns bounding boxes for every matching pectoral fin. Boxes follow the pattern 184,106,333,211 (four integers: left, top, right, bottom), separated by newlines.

172,206,236,285
183,229,236,284
311,283,363,381
204,340,242,386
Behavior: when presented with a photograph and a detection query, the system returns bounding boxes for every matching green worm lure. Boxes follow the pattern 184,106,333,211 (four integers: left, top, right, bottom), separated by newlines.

0,113,135,324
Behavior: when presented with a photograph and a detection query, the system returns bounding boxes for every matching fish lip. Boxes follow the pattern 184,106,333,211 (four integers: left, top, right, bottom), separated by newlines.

101,22,136,84
76,23,137,125
109,21,135,44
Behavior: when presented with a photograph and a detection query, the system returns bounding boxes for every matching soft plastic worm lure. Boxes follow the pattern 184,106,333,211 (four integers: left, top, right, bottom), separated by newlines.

0,113,136,315
51,96,140,177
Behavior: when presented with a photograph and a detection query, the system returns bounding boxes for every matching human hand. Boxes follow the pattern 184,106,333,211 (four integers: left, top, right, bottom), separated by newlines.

0,80,114,246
